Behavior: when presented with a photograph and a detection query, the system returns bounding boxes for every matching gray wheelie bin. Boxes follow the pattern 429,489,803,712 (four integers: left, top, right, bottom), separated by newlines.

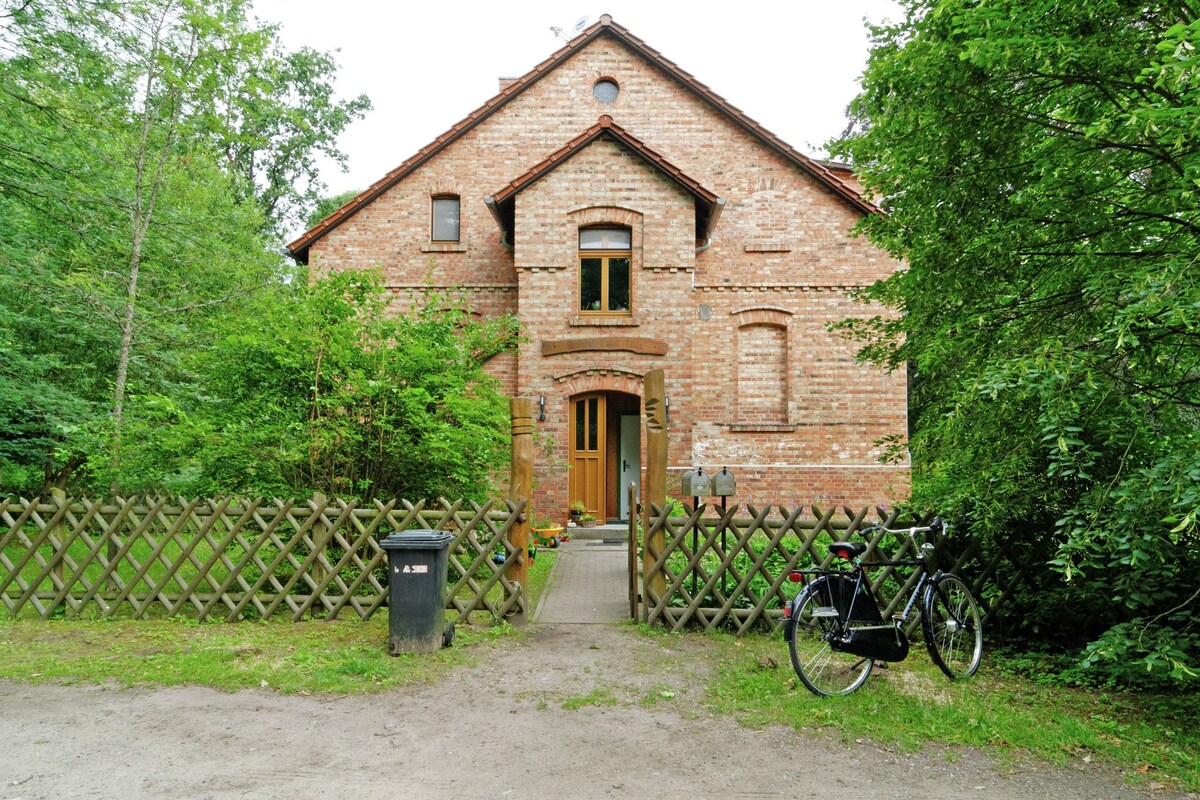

381,530,455,654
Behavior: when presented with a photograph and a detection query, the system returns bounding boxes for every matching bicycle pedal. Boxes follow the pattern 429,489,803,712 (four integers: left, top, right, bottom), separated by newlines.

891,614,906,622
810,607,839,618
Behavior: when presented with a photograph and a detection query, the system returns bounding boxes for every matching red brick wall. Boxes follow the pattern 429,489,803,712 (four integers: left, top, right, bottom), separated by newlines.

306,32,909,514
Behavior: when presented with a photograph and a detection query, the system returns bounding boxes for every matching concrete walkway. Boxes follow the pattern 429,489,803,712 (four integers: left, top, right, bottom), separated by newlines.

534,525,630,624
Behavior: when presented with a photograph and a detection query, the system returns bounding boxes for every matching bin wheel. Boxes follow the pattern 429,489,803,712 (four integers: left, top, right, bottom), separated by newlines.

548,537,560,549
442,621,455,649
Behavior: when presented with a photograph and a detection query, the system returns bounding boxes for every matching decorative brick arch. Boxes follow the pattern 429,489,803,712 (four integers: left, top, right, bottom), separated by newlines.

427,178,465,197
567,205,643,229
552,368,645,399
731,306,793,328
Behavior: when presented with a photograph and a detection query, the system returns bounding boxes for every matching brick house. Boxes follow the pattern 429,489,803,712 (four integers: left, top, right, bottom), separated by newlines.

287,15,909,521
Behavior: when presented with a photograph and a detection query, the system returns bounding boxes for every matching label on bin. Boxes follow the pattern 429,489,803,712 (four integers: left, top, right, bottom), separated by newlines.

398,564,429,574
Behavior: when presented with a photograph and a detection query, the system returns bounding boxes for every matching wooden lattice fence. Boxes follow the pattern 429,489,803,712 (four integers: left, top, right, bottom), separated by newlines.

0,494,527,623
640,502,1036,636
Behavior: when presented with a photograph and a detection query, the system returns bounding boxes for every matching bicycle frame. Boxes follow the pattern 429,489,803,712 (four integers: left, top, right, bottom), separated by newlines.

784,525,941,652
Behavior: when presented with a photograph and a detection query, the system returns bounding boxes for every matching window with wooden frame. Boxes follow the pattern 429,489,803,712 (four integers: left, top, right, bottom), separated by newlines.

431,195,461,242
578,226,631,315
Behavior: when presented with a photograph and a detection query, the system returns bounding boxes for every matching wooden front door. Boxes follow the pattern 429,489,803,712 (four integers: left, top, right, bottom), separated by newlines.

569,393,606,518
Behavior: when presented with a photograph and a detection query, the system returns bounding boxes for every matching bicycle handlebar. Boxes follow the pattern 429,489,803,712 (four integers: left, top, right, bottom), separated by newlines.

858,517,944,539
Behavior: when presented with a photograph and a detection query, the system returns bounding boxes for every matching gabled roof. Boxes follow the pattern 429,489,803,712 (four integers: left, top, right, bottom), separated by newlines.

484,115,725,245
286,14,874,264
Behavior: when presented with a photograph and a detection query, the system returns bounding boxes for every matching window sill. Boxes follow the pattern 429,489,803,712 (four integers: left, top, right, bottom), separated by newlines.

728,423,797,433
421,242,467,253
569,315,641,327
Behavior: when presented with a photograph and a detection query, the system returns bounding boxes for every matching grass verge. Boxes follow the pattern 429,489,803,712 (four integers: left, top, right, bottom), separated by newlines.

0,615,506,694
704,633,1200,792
0,549,558,695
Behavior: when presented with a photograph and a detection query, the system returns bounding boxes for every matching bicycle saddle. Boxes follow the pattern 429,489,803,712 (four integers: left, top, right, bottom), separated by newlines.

830,541,868,560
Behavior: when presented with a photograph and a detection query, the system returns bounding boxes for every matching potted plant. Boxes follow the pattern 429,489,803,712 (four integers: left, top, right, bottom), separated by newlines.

568,500,586,523
578,513,597,528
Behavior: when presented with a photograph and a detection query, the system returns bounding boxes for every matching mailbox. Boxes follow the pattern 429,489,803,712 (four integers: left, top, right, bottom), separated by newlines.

680,467,711,497
712,467,736,497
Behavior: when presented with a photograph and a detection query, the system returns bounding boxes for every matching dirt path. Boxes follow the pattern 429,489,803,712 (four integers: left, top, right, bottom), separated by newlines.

1,623,1168,799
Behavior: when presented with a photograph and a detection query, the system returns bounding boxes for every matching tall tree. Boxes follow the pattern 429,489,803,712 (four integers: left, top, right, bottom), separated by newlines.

834,1,1199,683
208,43,372,237
0,0,367,494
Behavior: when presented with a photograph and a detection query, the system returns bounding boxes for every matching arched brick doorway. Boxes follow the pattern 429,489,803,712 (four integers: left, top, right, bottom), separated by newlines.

566,389,641,522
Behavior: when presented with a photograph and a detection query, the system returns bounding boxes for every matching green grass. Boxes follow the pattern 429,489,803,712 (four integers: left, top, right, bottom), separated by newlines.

637,684,679,707
560,688,619,709
0,548,558,694
705,633,1200,792
525,547,556,607
0,615,515,694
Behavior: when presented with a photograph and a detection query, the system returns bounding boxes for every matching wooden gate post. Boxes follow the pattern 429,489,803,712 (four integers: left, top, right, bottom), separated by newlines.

508,397,535,627
642,369,668,617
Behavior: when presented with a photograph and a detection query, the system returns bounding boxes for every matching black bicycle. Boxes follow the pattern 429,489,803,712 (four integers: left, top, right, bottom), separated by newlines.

781,519,983,696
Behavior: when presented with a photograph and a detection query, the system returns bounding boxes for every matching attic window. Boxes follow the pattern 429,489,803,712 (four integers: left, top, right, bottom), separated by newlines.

593,78,619,104
431,195,460,242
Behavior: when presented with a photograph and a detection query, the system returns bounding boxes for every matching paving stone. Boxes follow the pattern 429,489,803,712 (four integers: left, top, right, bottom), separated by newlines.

535,539,629,624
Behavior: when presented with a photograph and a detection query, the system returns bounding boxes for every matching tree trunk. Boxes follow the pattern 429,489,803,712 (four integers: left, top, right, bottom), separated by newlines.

108,7,194,486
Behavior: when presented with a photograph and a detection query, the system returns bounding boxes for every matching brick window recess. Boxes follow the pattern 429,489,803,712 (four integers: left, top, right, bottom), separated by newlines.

431,195,460,242
736,324,788,424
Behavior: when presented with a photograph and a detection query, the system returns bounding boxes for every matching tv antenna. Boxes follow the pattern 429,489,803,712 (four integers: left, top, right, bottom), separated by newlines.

551,16,589,42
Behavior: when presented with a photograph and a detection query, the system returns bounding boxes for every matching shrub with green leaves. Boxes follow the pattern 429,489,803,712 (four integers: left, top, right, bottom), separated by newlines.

111,269,519,502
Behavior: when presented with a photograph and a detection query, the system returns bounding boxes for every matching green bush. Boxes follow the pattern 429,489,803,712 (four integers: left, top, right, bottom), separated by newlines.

106,270,519,503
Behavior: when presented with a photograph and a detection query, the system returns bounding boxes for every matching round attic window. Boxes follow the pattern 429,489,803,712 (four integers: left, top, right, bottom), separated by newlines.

593,78,619,103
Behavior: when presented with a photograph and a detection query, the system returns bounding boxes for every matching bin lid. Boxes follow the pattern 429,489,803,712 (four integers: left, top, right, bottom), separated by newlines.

380,529,455,550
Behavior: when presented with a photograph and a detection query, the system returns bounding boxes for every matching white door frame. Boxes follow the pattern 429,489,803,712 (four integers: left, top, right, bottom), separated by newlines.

618,414,640,521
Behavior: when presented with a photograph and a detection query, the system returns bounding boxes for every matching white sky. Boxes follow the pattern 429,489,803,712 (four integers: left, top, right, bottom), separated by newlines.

252,0,901,207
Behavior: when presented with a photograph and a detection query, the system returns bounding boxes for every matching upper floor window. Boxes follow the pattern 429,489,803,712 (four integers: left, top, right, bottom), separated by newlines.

578,226,631,315
431,195,460,242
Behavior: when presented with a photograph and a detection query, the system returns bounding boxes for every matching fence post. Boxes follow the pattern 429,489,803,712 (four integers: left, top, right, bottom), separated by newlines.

642,369,668,618
311,492,330,606
508,397,534,627
50,488,66,591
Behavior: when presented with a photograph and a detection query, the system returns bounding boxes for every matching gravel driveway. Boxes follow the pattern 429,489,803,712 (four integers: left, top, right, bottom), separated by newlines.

1,623,1170,799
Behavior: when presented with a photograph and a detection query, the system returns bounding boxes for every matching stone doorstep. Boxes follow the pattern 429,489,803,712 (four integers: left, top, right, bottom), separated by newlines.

565,524,629,541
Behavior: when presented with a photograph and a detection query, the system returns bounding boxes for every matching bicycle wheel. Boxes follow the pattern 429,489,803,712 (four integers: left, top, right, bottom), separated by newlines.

921,574,983,680
786,585,874,697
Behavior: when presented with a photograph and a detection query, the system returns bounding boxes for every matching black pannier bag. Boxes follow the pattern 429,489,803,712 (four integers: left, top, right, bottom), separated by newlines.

814,573,883,622
814,574,910,662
